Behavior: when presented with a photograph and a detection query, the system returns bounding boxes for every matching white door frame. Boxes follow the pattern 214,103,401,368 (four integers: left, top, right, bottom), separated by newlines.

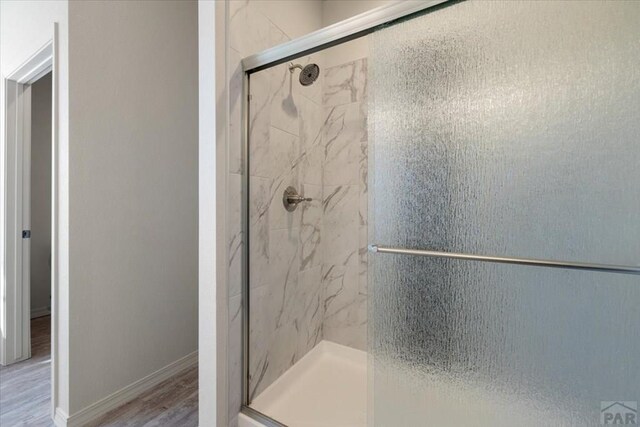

1,25,58,416
2,38,52,364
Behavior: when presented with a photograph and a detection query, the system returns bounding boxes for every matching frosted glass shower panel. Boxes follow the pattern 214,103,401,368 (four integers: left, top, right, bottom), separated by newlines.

369,1,640,426
370,254,640,427
370,1,640,265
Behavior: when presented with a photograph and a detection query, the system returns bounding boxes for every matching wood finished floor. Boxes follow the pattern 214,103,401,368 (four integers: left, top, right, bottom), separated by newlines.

0,316,198,427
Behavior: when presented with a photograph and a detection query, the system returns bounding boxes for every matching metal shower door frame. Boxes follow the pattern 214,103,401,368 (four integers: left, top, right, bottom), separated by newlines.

239,1,451,425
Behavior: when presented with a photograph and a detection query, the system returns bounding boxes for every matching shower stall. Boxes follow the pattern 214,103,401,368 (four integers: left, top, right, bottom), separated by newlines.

236,1,640,426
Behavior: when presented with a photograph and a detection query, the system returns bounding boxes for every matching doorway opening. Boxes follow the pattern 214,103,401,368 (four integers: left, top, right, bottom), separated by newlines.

29,73,53,325
3,72,55,424
1,48,55,424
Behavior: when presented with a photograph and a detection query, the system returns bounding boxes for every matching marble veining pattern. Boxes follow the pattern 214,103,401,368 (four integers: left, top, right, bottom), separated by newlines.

227,0,323,426
228,294,243,423
324,102,368,186
231,4,370,413
324,58,368,107
300,184,323,271
247,54,326,399
321,58,369,352
228,173,243,298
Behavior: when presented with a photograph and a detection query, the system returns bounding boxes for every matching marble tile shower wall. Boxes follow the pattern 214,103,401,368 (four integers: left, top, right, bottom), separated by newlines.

226,2,322,424
226,2,369,422
247,60,325,401
226,0,326,416
244,57,369,401
321,58,369,351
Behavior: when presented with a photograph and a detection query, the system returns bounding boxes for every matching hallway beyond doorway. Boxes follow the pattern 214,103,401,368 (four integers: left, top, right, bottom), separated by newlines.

0,317,199,426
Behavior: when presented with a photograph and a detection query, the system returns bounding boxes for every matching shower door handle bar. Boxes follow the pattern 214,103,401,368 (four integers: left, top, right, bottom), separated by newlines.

368,245,640,276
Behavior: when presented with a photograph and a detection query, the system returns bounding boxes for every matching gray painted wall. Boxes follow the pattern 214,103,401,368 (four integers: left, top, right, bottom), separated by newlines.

67,0,198,414
2,0,199,417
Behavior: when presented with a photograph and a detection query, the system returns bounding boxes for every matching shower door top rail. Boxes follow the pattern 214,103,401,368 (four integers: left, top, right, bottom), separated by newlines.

241,0,449,73
369,245,640,275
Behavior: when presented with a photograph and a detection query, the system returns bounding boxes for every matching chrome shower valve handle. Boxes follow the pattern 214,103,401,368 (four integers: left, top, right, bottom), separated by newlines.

283,186,312,212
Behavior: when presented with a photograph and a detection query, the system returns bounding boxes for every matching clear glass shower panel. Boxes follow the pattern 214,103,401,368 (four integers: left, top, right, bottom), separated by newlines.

369,1,640,426
247,54,325,404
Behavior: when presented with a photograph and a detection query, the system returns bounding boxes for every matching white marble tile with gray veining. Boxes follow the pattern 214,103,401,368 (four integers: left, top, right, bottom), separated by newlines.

298,97,324,186
323,58,368,107
300,97,323,151
323,102,367,186
228,173,243,297
297,266,324,356
268,19,289,48
250,124,298,180
249,227,300,399
323,250,359,319
242,50,371,406
267,228,300,329
359,135,368,228
227,1,380,420
248,71,272,178
359,135,369,300
270,65,301,137
323,296,367,351
322,184,360,266
299,184,322,271
298,144,323,188
229,2,270,57
228,0,248,54
249,176,271,289
322,251,367,351
248,284,273,400
228,294,243,421
229,48,244,175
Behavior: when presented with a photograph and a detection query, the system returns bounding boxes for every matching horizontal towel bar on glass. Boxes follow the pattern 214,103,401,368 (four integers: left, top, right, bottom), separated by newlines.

368,245,640,276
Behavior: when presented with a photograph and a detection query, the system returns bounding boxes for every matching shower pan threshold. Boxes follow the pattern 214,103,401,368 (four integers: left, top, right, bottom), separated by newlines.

245,340,367,427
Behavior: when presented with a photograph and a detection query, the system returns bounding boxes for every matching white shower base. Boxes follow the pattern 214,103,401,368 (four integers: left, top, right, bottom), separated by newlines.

240,340,367,427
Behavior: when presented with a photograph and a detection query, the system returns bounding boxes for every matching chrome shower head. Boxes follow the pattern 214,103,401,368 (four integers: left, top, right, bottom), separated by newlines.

289,63,320,86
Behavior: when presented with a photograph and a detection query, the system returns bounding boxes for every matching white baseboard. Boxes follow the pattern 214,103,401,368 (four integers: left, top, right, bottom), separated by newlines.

54,351,198,427
54,408,69,427
31,307,51,319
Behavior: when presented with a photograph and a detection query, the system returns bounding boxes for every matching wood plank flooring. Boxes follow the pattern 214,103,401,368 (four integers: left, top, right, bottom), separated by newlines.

0,316,52,426
0,316,198,426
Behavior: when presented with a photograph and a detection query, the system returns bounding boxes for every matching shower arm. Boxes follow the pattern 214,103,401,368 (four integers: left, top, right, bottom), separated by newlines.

289,63,303,73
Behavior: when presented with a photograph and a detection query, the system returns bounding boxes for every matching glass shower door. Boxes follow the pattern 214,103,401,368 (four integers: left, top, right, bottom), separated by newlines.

368,2,640,426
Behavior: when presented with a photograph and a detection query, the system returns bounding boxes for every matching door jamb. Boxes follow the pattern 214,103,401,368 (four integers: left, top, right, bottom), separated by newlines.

1,29,58,419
